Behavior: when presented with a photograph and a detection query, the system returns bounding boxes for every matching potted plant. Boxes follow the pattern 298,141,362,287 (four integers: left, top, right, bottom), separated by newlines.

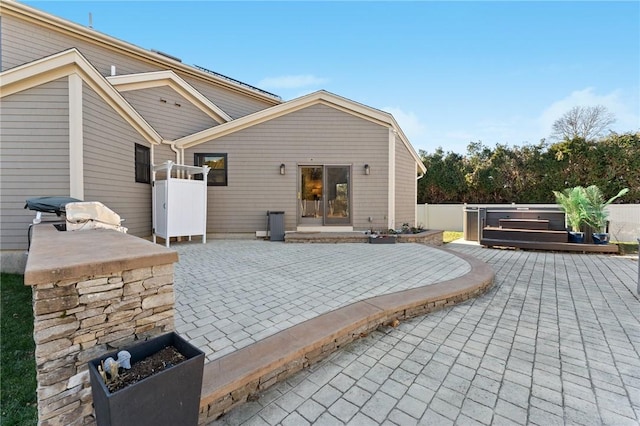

553,186,589,243
582,185,629,244
368,229,397,244
88,332,204,426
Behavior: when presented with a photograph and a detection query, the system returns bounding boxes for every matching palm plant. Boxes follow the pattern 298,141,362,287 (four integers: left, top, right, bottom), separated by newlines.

582,185,629,233
552,186,588,233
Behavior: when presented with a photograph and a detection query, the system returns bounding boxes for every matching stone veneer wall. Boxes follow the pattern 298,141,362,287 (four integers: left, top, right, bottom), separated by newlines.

284,229,443,245
25,226,178,426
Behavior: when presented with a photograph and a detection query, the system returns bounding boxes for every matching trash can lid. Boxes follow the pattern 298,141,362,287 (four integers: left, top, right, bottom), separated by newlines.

267,211,285,215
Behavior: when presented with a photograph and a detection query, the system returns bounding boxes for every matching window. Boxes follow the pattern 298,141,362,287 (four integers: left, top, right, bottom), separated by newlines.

194,153,227,186
134,143,150,183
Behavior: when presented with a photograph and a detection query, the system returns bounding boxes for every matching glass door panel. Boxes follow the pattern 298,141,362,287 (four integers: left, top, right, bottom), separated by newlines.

298,166,323,225
325,166,351,225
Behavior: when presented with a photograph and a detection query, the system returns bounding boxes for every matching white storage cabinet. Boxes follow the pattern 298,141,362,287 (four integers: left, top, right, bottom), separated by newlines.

152,161,210,247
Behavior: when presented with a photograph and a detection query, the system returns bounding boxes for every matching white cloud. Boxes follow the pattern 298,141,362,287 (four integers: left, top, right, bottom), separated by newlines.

382,107,427,146
257,74,328,90
538,87,640,138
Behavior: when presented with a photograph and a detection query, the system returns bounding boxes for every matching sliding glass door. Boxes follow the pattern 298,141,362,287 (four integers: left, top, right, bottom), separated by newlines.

298,165,351,226
324,166,350,225
299,166,323,225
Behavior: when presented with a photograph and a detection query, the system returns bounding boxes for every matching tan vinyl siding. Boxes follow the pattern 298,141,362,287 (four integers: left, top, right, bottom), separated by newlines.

1,14,276,118
120,86,218,140
184,104,389,234
394,137,417,227
0,78,70,249
82,83,152,237
184,77,275,119
1,15,158,75
153,143,177,166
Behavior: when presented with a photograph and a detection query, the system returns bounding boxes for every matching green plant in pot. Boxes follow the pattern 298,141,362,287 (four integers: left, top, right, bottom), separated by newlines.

582,185,629,244
553,186,588,243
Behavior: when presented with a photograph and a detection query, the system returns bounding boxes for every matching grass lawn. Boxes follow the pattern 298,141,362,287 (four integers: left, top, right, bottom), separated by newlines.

443,231,463,243
615,241,639,255
1,273,37,426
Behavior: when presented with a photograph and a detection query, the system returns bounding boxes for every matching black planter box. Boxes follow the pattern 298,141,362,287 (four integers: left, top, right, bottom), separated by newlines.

369,236,397,244
88,332,204,426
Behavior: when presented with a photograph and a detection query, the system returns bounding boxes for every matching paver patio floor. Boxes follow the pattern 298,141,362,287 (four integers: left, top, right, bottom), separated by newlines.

174,241,471,362
207,243,640,425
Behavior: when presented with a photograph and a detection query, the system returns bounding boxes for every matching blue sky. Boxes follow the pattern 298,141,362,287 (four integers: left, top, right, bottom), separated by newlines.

26,1,640,155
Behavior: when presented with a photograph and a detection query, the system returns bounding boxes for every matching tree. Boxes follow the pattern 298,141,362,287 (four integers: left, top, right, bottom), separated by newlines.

551,105,615,141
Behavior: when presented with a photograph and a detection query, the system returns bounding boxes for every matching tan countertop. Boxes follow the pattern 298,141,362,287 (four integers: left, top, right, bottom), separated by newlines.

24,225,178,286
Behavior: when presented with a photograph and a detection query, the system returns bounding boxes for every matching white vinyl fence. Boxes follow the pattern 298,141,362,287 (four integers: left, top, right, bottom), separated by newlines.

417,203,640,242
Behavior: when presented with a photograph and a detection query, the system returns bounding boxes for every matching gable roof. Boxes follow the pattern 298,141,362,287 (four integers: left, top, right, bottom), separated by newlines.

0,48,163,145
108,71,233,124
174,90,427,173
0,0,281,105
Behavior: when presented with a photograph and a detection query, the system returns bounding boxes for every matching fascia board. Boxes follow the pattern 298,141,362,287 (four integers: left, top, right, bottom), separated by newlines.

390,118,427,174
0,48,162,145
176,89,426,175
318,92,426,174
107,71,232,123
1,62,77,97
0,0,281,105
175,91,390,149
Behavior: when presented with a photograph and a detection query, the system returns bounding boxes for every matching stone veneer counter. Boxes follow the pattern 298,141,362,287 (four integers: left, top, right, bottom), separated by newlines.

24,224,179,426
25,225,177,285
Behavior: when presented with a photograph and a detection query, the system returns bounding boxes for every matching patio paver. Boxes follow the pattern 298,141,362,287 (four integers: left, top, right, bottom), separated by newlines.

174,241,471,362
207,243,640,425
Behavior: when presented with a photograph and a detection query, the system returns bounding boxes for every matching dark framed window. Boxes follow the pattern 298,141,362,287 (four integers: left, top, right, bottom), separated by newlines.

194,153,227,186
134,143,151,183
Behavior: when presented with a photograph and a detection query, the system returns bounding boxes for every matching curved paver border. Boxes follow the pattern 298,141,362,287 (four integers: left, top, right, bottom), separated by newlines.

198,248,494,424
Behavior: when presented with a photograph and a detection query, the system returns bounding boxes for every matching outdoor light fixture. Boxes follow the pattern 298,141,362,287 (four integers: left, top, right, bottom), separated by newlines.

280,163,286,175
364,164,370,175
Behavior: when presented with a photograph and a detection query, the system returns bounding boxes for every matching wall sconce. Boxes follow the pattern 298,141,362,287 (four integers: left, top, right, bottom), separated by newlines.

364,164,370,175
160,98,167,103
280,163,286,175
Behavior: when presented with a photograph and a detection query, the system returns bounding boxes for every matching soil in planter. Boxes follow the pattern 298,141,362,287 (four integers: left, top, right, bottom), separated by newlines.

105,346,186,393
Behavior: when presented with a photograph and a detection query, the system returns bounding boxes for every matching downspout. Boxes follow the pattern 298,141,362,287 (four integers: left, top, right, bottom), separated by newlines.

165,140,181,171
416,165,424,227
388,128,396,230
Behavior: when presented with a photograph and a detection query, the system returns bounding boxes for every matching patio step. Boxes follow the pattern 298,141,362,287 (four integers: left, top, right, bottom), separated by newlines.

498,218,549,230
197,249,494,424
483,227,568,243
480,238,619,253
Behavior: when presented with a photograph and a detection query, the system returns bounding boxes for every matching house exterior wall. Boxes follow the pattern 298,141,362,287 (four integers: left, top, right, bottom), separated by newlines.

120,86,219,140
184,104,390,234
82,83,153,237
154,143,178,166
0,13,276,117
0,78,70,250
184,77,276,120
395,136,417,227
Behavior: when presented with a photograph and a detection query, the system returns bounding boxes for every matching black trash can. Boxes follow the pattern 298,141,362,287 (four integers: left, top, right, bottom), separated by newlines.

267,211,285,241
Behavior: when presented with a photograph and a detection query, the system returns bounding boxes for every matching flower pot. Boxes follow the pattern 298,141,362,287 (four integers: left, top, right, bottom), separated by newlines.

568,231,584,243
592,233,610,244
369,236,397,244
88,332,204,426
